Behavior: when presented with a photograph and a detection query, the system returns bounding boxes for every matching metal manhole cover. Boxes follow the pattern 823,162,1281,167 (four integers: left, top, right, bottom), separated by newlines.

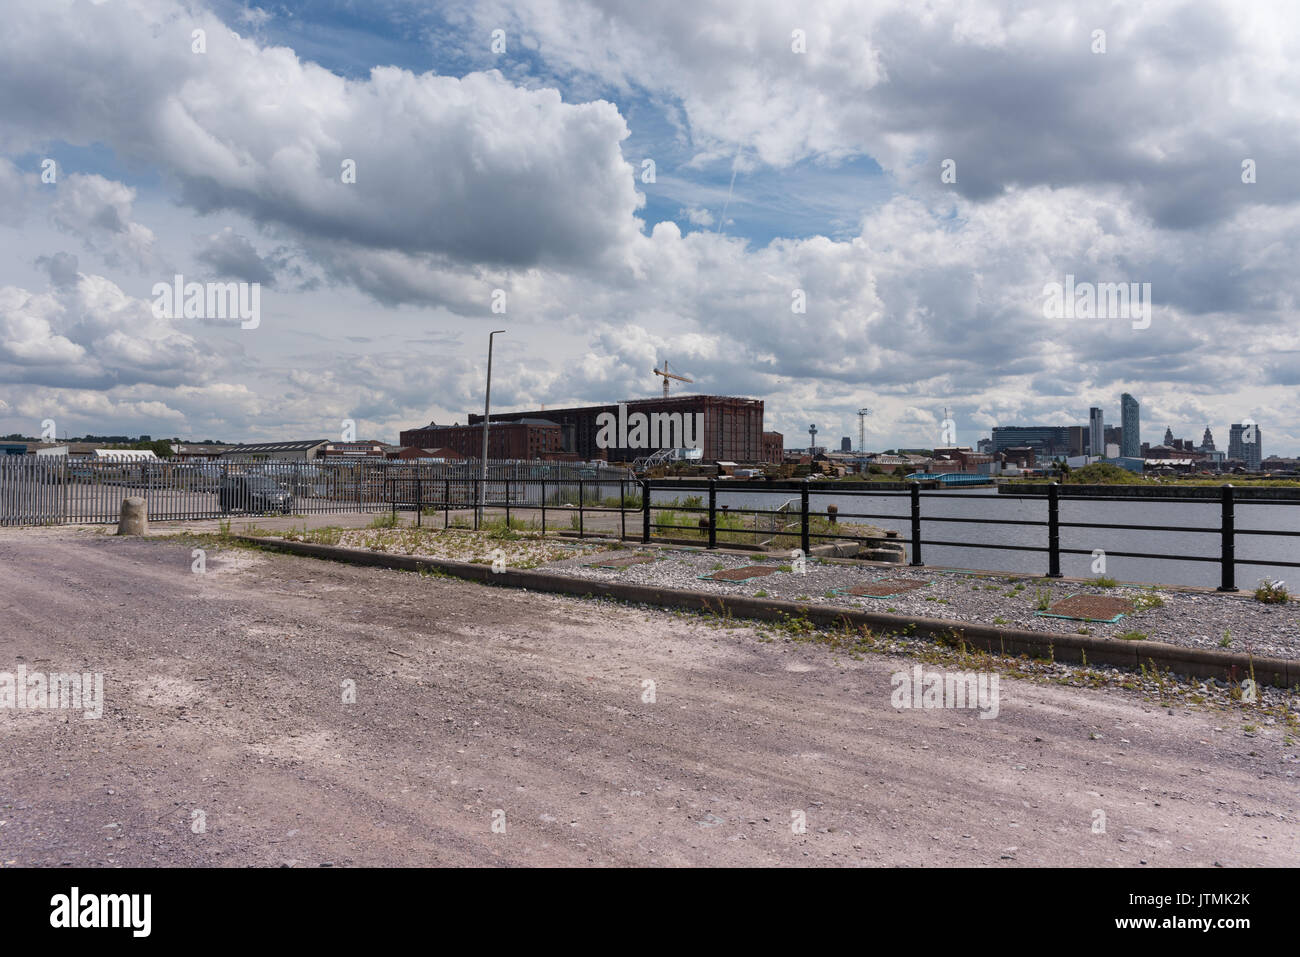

702,565,782,582
1039,594,1134,622
839,578,931,598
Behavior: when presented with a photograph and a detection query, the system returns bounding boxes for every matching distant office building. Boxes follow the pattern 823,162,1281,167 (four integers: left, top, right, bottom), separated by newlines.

1228,423,1263,469
1120,394,1140,458
840,436,852,452
1088,408,1104,457
1104,424,1123,449
976,437,993,454
992,426,1075,457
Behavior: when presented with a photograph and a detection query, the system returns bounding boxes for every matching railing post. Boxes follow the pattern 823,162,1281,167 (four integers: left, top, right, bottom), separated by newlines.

909,481,924,566
620,479,626,541
540,478,546,534
416,476,422,528
1218,484,1235,592
578,478,584,538
1047,481,1062,578
707,479,717,549
473,478,479,530
444,478,450,529
642,480,651,543
800,481,810,556
505,476,511,528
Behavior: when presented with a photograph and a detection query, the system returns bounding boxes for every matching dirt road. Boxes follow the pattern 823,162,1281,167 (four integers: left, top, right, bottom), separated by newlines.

0,528,1295,866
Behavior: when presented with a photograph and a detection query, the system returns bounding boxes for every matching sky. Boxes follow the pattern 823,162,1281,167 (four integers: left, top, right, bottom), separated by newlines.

0,0,1296,454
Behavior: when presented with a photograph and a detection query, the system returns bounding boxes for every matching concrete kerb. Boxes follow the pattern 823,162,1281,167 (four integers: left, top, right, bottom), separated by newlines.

238,535,1296,689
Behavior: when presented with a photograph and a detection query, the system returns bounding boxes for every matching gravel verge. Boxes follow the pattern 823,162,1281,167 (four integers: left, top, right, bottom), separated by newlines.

537,547,1300,662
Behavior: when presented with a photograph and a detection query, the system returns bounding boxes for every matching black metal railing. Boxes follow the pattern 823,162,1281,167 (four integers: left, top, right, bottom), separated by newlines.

8,456,1297,590
0,457,631,526
622,479,1300,592
384,475,637,538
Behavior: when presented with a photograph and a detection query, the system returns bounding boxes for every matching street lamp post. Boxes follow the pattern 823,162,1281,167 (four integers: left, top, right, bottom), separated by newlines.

480,330,506,523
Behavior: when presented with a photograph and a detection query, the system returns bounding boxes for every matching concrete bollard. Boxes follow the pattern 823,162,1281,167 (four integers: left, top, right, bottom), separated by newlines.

117,496,147,536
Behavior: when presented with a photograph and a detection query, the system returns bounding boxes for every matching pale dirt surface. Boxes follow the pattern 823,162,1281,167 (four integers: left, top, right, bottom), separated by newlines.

0,527,1296,867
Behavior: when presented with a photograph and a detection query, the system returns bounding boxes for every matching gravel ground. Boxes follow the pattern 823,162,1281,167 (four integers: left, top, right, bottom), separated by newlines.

273,525,604,569
539,547,1300,661
0,527,1296,867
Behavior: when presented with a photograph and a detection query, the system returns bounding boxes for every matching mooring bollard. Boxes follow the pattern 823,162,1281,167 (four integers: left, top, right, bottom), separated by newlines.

826,503,838,524
117,496,147,536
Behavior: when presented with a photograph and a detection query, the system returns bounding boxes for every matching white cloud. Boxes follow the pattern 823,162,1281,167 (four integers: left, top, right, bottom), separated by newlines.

0,0,643,270
0,270,217,390
679,206,714,227
49,174,160,271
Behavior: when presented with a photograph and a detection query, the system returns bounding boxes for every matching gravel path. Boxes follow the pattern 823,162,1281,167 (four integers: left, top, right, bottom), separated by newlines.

539,547,1300,661
0,529,1295,867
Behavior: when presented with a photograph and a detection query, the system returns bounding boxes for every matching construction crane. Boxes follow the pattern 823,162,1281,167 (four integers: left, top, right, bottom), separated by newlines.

857,408,873,453
653,360,693,398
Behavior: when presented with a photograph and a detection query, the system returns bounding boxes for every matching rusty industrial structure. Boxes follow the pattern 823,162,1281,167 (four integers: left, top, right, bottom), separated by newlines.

468,395,766,464
402,396,770,465
398,418,573,461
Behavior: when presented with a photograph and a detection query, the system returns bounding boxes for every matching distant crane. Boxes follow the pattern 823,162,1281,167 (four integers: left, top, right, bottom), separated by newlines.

857,408,873,453
653,360,693,398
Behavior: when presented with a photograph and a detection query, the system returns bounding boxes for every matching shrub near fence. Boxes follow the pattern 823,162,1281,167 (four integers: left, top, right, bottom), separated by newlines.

0,457,631,526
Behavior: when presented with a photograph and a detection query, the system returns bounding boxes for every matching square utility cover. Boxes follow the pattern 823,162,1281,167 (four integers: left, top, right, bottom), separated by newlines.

835,578,931,598
1036,594,1133,623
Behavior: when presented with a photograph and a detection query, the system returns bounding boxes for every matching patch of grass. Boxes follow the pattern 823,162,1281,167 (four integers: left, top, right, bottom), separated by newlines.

1130,588,1166,612
369,511,400,529
1094,576,1118,588
753,589,768,598
1033,587,1052,612
1116,630,1148,641
992,616,1009,625
481,516,530,540
1219,629,1232,648
1254,579,1290,604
